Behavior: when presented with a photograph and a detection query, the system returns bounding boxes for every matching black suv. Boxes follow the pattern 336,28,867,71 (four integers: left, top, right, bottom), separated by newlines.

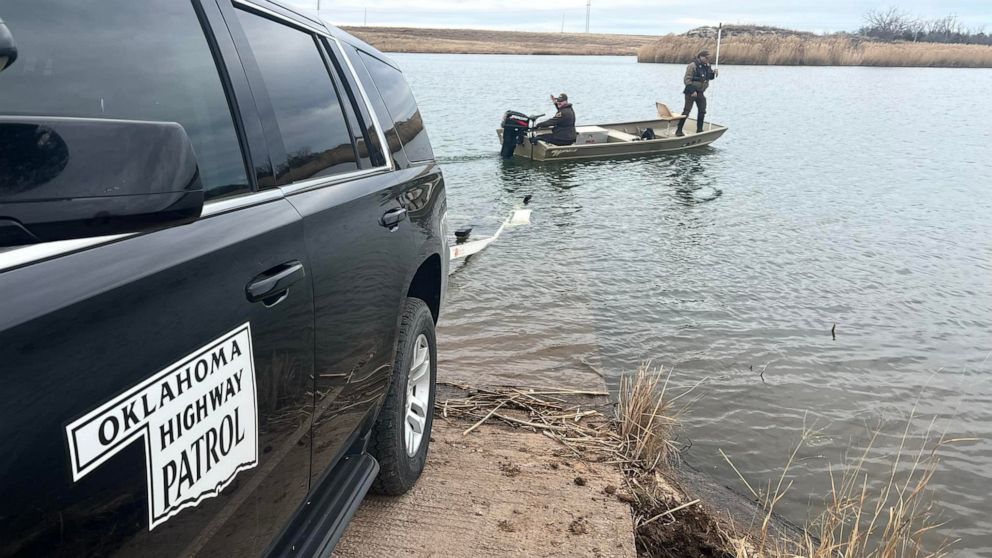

0,1,447,556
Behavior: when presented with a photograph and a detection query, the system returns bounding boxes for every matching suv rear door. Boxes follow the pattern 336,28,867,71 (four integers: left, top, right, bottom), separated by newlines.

0,1,315,555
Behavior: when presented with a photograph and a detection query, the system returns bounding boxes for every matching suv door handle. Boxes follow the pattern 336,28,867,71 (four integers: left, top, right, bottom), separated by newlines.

379,207,407,230
246,261,306,304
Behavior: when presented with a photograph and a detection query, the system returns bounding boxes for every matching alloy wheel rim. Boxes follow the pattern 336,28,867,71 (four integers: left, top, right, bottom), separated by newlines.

404,334,431,457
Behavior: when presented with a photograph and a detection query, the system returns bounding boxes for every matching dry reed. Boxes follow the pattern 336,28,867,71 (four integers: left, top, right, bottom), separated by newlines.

638,35,992,68
616,365,696,471
801,425,961,557
723,410,965,558
437,382,622,462
438,364,694,472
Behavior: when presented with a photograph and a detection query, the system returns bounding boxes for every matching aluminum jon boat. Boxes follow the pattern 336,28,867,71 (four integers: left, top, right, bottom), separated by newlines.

497,102,728,162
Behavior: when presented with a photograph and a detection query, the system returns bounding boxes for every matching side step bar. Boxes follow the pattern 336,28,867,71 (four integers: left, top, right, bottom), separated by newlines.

267,453,379,557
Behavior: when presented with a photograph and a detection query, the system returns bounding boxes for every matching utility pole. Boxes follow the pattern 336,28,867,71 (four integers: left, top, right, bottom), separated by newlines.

561,13,565,33
585,0,591,33
364,6,368,26
316,0,320,13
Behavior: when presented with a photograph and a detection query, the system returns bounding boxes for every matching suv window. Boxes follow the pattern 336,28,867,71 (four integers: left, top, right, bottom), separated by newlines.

321,40,386,169
235,10,358,183
341,43,404,165
357,53,434,163
0,0,250,201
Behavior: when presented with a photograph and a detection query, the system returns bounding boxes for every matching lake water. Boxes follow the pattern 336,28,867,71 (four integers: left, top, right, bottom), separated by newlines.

395,54,992,555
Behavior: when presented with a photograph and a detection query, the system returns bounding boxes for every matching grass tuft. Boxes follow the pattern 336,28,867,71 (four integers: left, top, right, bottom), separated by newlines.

617,365,680,471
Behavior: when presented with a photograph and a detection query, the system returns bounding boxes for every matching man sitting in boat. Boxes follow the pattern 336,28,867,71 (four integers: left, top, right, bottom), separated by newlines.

534,93,577,146
676,50,718,137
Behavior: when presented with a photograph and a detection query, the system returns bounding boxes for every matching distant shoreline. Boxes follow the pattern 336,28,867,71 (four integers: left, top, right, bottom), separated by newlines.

341,26,656,56
342,26,992,68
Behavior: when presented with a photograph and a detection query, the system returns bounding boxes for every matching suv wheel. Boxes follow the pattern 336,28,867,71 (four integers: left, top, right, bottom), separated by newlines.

369,298,437,495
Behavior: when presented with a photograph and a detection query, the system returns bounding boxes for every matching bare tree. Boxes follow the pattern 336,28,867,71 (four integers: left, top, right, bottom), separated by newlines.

859,6,991,45
907,19,926,42
861,7,914,40
927,15,964,41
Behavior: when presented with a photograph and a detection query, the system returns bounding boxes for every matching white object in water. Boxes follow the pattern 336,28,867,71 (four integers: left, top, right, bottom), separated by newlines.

507,209,531,226
449,207,531,261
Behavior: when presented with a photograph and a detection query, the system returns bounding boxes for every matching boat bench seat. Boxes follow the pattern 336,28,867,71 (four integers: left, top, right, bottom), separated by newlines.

575,126,609,145
607,130,640,142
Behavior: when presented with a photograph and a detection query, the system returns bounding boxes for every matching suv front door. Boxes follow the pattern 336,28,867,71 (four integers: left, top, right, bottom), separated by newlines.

0,1,315,555
226,3,419,487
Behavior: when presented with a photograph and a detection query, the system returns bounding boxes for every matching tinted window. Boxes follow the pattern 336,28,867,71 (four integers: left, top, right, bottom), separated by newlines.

342,44,405,166
358,53,434,163
0,0,249,200
236,10,357,183
321,40,386,169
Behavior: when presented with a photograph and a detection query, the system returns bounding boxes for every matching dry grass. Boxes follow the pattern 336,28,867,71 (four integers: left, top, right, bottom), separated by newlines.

723,410,966,558
437,364,694,471
437,382,622,462
341,26,657,55
616,365,696,471
802,424,963,557
638,35,992,67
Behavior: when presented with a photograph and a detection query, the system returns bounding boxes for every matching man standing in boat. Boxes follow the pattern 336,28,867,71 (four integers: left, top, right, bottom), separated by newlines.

676,50,718,137
534,93,577,146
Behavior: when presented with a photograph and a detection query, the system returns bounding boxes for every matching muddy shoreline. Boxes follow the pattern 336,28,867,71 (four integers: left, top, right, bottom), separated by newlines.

338,382,799,557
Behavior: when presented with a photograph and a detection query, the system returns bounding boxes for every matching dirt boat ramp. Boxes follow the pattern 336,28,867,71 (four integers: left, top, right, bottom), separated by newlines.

334,385,637,557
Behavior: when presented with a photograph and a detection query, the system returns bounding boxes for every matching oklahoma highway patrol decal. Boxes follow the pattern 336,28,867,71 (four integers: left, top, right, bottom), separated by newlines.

65,323,258,529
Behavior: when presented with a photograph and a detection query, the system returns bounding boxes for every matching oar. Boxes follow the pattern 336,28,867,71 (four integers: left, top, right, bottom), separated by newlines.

710,22,722,131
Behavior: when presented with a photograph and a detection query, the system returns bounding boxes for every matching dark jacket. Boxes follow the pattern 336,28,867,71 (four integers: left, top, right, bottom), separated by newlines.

536,103,577,144
683,59,716,93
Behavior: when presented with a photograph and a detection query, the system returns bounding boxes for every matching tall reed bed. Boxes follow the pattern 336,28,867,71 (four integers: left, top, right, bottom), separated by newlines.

638,35,992,67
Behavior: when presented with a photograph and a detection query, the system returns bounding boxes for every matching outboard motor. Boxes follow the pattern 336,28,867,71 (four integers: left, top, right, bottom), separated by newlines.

500,110,531,159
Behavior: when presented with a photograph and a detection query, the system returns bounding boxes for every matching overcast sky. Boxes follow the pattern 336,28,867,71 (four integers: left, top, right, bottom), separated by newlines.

288,1,992,35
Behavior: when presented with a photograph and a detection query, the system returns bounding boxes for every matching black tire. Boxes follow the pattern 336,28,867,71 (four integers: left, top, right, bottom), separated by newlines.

368,297,437,495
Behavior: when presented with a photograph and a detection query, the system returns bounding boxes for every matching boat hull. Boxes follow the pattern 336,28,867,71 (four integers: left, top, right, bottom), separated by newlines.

497,118,727,161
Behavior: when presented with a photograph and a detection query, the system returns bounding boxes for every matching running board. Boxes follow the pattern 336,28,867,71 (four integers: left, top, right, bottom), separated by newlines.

266,453,379,557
